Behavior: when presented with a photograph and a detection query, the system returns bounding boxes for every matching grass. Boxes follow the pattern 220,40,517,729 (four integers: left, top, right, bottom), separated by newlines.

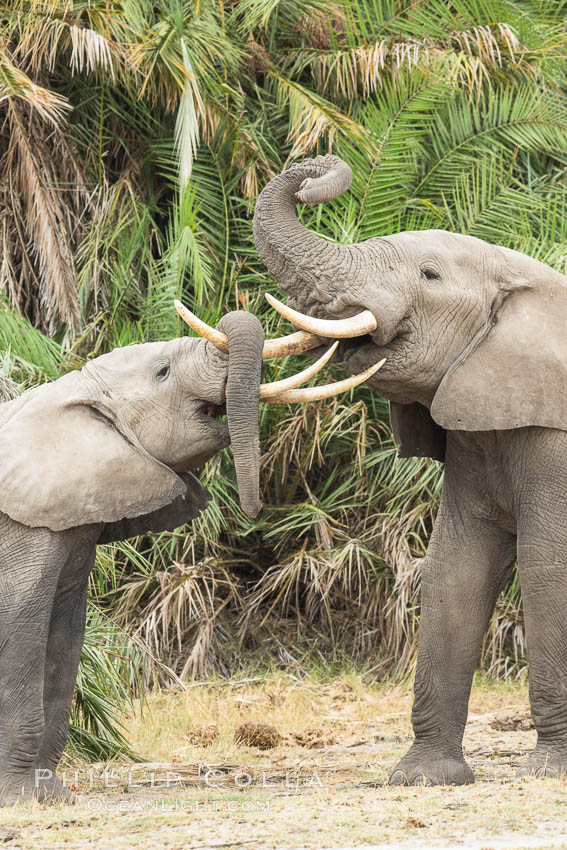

5,672,567,849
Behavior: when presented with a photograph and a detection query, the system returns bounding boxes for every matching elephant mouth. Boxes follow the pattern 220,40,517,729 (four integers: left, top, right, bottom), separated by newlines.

302,334,376,368
197,402,229,446
336,334,374,357
202,402,226,420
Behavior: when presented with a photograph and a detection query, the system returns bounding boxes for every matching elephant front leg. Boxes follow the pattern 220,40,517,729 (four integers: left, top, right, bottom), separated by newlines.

32,577,89,803
0,538,63,804
516,547,567,778
389,501,516,786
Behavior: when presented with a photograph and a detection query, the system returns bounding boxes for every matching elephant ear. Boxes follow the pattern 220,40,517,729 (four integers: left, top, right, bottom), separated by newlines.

390,402,446,461
431,282,567,432
0,371,207,532
98,473,212,543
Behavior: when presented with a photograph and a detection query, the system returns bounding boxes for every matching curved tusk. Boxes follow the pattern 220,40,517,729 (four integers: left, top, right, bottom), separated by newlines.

259,342,338,399
262,331,320,358
265,293,377,338
175,300,228,351
265,359,385,404
175,299,321,358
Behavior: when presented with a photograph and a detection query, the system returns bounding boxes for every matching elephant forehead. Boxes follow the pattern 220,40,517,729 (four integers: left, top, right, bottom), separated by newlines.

82,339,175,381
387,229,489,260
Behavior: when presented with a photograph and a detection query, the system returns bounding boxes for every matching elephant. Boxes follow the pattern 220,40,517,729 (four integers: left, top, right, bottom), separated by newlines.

0,302,375,806
0,304,380,806
253,153,567,785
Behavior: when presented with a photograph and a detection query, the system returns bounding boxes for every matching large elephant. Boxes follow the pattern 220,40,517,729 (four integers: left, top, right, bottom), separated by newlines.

0,306,375,805
254,154,567,785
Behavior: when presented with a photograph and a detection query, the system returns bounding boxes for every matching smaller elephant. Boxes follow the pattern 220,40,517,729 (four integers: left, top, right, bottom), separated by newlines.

0,306,373,805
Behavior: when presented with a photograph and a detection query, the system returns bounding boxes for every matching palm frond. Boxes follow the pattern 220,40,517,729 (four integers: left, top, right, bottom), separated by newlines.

0,43,69,122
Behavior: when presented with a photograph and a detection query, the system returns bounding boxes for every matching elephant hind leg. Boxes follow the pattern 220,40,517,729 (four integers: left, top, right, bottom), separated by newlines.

516,550,567,777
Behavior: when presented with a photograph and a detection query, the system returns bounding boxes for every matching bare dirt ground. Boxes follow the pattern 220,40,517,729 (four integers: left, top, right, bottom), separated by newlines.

2,673,567,849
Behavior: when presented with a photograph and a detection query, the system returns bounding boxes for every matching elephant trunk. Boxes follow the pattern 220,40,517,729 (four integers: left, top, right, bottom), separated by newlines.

217,311,265,518
253,155,354,304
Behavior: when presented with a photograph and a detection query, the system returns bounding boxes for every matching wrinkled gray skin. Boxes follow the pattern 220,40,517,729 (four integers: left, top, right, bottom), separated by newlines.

0,310,263,804
254,154,567,785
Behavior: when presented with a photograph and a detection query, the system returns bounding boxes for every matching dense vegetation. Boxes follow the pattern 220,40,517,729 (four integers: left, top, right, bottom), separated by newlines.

1,0,566,755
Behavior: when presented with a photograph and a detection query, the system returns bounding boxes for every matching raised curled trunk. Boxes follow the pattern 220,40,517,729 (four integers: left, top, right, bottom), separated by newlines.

218,311,265,517
253,155,354,305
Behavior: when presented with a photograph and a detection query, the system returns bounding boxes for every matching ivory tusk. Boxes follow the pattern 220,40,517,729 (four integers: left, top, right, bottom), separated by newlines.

262,331,320,358
175,299,321,358
259,342,339,399
265,293,377,338
265,359,385,403
174,300,228,351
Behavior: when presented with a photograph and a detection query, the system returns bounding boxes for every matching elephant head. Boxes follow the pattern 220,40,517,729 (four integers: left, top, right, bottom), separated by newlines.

254,154,567,459
0,307,375,530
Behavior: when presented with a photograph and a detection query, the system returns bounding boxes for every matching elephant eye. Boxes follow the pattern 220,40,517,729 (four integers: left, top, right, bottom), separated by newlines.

155,360,170,381
421,266,440,281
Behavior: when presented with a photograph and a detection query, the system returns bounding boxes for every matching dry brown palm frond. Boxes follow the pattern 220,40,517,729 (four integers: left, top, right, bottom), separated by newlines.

0,365,18,401
68,22,117,80
261,398,371,494
110,555,243,681
269,69,368,160
0,201,22,309
239,546,318,634
0,182,43,320
299,22,527,100
178,617,233,680
3,100,90,335
239,528,388,657
246,33,271,82
11,6,127,82
0,41,69,123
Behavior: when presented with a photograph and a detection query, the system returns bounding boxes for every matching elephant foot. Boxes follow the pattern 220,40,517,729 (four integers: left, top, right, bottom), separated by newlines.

34,774,75,804
517,745,567,778
0,771,74,806
389,744,475,786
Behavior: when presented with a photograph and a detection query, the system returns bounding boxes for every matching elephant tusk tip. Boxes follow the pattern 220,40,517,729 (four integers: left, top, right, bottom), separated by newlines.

258,340,339,398
174,299,229,352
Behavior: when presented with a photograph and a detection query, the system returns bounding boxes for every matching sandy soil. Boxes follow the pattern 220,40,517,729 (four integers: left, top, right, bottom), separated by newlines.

1,675,567,849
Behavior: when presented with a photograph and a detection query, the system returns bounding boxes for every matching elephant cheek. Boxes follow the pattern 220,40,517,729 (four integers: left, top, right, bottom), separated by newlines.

181,420,230,473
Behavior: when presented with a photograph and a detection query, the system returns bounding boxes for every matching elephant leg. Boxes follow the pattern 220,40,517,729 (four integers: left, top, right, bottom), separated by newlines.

516,535,567,777
31,534,98,803
389,480,516,786
32,576,90,802
0,527,64,804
